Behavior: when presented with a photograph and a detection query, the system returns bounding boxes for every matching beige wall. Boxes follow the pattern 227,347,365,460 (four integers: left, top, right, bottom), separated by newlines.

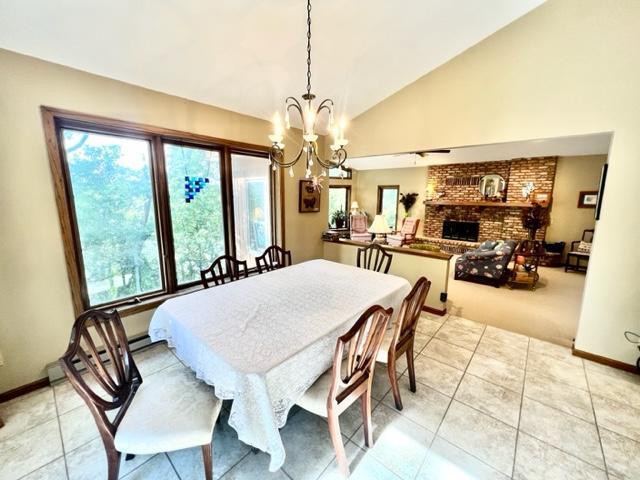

0,49,326,393
348,0,640,365
354,167,426,230
546,155,606,254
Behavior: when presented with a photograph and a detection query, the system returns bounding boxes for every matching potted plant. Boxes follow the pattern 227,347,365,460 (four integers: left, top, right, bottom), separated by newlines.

521,203,548,239
331,209,348,228
399,192,419,217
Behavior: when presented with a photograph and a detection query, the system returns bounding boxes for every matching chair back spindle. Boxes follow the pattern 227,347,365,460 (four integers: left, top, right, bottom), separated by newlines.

391,277,431,351
200,255,249,288
255,245,292,273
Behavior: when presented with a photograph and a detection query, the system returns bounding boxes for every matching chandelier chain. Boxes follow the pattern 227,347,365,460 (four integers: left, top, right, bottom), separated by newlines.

306,0,312,97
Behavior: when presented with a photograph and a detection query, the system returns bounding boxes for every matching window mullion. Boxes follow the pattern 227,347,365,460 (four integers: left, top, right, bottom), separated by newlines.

221,147,236,259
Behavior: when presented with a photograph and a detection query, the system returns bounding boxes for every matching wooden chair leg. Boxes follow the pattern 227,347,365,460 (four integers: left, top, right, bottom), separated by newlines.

201,443,213,480
106,450,121,480
360,392,374,447
327,410,349,477
387,358,403,410
407,346,417,393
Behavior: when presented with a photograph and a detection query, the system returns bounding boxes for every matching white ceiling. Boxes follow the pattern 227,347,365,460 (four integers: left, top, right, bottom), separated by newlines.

0,0,544,124
347,133,612,170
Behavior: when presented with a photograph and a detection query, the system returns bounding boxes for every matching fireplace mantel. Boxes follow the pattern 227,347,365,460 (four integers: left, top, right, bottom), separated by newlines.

424,200,544,208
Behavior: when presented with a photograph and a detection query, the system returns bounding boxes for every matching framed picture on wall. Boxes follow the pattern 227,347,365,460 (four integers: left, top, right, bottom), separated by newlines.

578,190,598,208
299,180,321,213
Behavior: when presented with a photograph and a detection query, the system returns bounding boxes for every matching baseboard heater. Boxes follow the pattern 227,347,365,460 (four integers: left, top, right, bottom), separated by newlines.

46,334,153,384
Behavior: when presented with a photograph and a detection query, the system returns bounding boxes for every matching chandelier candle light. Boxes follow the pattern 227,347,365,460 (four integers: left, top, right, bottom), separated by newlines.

268,0,349,181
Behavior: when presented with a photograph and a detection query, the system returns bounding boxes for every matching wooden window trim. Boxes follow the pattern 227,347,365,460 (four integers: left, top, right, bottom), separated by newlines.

376,185,400,229
42,106,281,317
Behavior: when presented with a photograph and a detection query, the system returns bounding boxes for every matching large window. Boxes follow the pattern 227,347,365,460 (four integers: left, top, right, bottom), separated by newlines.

328,186,351,228
377,185,399,231
47,108,277,314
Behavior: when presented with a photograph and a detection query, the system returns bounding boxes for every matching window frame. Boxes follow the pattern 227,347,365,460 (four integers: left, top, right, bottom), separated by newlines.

376,185,400,230
42,107,281,317
328,185,352,228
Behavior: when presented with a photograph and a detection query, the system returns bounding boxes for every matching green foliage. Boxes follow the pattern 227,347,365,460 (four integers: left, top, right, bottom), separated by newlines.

399,192,419,214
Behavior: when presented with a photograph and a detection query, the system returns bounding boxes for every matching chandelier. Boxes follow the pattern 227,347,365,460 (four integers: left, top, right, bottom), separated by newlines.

268,0,349,179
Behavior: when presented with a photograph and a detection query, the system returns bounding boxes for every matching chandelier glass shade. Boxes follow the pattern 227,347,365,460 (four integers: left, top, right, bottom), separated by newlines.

268,0,349,179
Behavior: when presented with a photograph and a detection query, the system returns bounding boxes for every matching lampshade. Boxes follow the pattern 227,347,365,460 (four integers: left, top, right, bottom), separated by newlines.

368,214,392,234
350,201,359,210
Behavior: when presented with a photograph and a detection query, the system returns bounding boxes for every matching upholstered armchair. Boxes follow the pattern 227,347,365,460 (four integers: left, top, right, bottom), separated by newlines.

454,240,517,287
387,217,420,247
350,214,372,242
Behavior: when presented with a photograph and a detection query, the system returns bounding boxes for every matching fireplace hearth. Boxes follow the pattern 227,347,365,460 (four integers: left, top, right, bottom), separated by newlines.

442,220,480,242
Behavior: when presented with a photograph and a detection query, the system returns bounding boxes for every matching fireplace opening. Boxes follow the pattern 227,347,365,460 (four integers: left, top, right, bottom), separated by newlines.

442,220,480,242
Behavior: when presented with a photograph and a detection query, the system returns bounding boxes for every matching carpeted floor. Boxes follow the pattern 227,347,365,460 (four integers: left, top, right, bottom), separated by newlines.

446,257,587,347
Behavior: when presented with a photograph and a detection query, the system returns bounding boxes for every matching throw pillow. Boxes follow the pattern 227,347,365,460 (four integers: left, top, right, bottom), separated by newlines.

577,241,592,254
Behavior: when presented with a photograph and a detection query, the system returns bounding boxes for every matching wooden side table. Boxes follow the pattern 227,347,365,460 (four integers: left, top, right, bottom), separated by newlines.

508,240,544,290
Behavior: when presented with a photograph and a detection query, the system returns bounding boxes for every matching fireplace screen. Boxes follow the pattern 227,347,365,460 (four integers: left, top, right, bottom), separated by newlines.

442,220,480,242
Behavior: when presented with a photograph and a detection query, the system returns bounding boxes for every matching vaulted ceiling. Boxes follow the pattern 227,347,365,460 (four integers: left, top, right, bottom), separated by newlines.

0,0,545,122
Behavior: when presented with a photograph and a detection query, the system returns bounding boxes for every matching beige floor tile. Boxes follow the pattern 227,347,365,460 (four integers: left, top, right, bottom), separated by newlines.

0,388,57,440
220,451,288,479
132,343,179,377
0,418,63,480
353,403,433,479
413,332,432,354
466,353,524,393
446,315,486,334
527,351,588,391
513,432,607,480
53,376,110,416
417,436,509,480
519,397,604,469
168,409,250,479
381,376,451,432
420,313,448,325
482,325,529,350
438,401,517,476
20,457,67,480
435,324,482,351
121,454,178,479
475,336,527,370
413,355,464,396
371,365,393,401
454,374,522,427
421,338,473,371
584,360,640,384
416,318,443,336
599,428,640,479
592,394,640,443
59,405,100,453
279,409,349,480
524,372,594,422
528,337,583,367
65,437,154,480
317,441,400,480
586,368,640,410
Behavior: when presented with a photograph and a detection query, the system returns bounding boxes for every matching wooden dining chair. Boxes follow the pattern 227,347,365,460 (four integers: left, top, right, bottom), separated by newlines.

356,242,393,274
297,305,393,477
59,309,222,480
376,277,431,410
200,254,249,288
255,245,292,273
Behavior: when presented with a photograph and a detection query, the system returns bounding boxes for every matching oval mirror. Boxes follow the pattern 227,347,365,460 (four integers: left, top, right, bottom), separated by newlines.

478,174,506,197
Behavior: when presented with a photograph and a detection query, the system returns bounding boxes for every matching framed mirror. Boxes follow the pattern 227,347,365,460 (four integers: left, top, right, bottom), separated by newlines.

478,174,506,197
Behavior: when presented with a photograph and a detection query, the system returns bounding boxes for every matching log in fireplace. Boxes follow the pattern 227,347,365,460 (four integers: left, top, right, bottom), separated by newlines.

442,220,480,242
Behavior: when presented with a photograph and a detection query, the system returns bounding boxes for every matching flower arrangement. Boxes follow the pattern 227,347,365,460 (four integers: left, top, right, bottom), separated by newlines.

399,192,419,216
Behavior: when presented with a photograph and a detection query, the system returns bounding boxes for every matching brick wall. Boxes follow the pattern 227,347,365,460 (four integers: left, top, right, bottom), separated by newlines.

424,157,557,242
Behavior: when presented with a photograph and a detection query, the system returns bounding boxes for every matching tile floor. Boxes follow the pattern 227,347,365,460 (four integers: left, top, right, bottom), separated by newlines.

1,314,639,479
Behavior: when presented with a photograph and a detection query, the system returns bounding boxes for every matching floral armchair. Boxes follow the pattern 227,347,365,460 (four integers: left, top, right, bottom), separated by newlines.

350,214,372,242
387,217,420,247
454,240,517,287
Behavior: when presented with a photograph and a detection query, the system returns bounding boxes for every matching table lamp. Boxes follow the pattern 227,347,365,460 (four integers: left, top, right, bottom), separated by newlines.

368,214,392,244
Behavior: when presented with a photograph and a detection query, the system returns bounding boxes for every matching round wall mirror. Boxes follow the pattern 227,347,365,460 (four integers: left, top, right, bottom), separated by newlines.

478,174,506,197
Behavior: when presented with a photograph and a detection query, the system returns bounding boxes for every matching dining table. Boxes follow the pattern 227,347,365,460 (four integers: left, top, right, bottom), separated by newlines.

148,258,411,471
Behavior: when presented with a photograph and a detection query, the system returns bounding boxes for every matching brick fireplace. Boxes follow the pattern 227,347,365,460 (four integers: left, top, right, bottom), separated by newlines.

423,157,557,243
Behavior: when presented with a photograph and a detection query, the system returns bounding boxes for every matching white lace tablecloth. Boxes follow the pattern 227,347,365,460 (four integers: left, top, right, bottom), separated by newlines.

149,259,410,471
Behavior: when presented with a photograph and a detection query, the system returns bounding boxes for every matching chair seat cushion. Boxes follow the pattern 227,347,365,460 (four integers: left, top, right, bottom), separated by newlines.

375,332,394,364
114,363,221,455
568,251,590,257
297,369,345,418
